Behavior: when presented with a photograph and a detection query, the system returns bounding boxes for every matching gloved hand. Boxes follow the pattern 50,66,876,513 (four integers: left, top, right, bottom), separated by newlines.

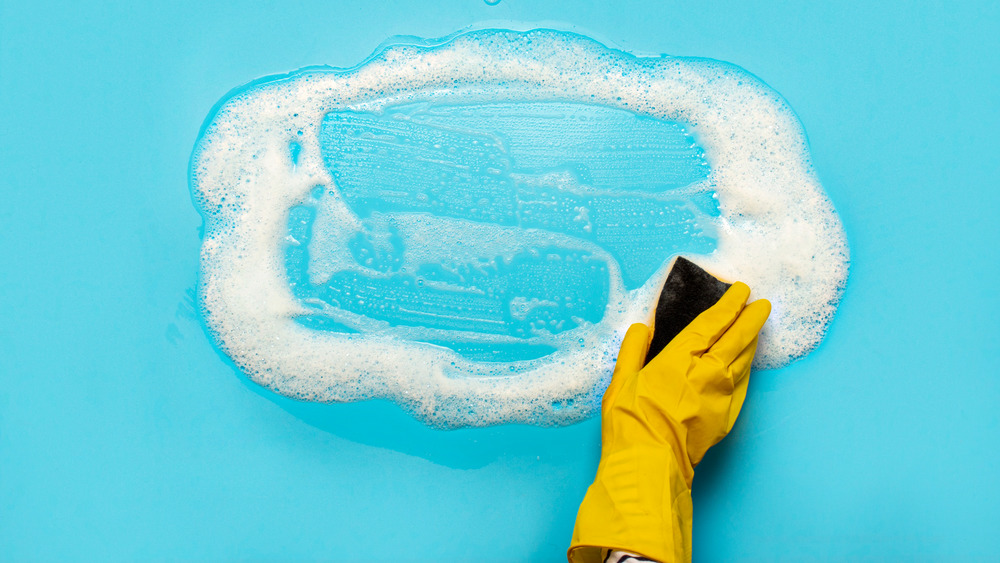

568,282,771,563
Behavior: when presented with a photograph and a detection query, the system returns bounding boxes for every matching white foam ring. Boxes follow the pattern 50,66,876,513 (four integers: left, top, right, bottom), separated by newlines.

190,29,849,428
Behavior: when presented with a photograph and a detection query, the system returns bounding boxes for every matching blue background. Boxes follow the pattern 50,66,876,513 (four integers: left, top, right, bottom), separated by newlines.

1,1,998,560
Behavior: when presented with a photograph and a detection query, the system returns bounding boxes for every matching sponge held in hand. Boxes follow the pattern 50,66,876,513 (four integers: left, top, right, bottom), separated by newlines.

644,256,732,365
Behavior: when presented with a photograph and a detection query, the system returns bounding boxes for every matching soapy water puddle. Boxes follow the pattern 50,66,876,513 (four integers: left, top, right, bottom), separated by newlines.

286,102,718,363
190,29,848,427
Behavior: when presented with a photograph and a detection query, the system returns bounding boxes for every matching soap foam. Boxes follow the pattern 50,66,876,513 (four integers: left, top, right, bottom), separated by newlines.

190,29,849,428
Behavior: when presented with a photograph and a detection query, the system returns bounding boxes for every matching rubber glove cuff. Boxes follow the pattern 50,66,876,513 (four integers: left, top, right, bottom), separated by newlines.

569,443,692,562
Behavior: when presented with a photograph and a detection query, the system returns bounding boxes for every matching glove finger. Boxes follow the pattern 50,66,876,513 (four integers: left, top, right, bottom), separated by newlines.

687,300,767,396
728,335,760,385
705,299,771,365
725,365,751,434
682,282,751,353
615,323,651,375
604,323,650,406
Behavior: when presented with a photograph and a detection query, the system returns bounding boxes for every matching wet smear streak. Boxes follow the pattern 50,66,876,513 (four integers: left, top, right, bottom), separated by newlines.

283,102,717,361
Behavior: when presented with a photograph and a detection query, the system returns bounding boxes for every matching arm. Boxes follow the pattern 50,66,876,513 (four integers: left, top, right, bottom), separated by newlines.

568,282,771,563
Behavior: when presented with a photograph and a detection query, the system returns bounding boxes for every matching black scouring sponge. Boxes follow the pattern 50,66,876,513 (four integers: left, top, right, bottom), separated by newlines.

644,256,732,365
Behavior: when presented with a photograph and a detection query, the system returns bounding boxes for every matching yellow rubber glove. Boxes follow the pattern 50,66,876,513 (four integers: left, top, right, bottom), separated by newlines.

568,282,771,563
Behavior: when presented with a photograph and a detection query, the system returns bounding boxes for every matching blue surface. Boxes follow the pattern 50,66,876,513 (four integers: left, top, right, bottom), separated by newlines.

285,99,714,362
1,1,998,560
313,101,714,290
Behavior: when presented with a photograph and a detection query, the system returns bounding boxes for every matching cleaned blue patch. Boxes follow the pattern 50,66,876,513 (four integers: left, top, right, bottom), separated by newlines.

321,102,718,288
286,101,719,362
